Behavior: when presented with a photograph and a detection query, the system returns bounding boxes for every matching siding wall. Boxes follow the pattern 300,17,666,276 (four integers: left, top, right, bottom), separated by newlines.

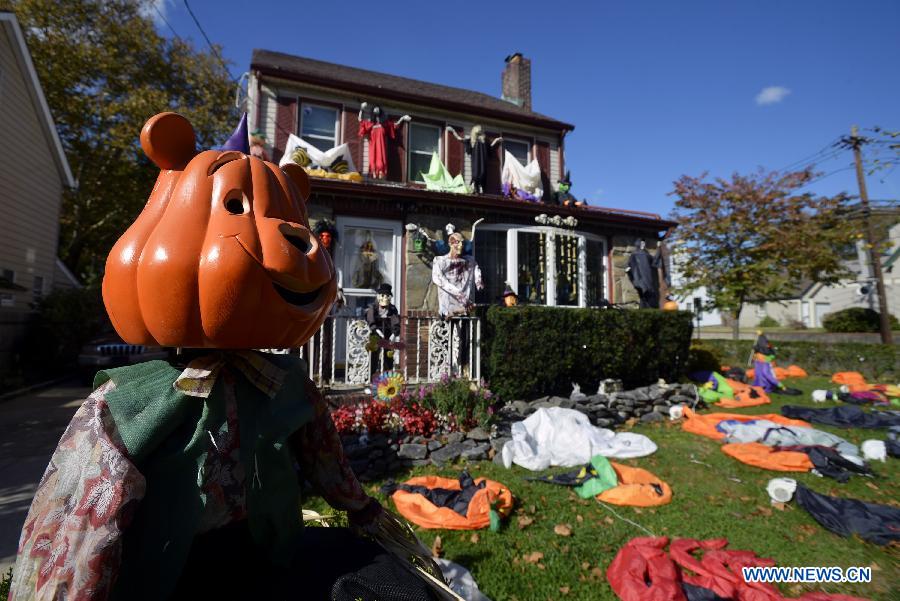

0,25,63,313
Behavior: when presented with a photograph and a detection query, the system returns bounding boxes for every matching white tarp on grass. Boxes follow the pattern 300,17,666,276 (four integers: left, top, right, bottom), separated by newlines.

501,407,657,471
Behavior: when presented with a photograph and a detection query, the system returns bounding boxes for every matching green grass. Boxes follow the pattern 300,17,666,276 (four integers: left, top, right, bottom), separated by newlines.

305,377,900,600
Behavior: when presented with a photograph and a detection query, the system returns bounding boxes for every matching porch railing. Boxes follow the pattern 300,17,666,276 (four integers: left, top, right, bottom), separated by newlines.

295,314,481,389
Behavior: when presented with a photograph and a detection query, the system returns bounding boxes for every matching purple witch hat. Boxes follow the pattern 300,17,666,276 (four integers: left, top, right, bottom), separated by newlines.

220,113,250,153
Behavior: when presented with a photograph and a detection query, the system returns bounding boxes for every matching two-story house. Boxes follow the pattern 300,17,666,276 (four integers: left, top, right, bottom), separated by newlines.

248,49,674,386
0,12,77,378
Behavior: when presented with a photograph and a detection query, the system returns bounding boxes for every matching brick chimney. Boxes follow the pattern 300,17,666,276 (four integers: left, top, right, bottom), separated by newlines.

502,53,532,111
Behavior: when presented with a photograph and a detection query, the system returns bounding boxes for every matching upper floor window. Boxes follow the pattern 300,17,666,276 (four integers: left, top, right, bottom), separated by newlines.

408,123,440,182
1,269,13,284
503,139,530,165
300,103,339,152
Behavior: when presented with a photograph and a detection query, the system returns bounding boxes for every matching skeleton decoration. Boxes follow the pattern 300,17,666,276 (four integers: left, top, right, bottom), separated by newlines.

358,102,411,179
446,125,502,193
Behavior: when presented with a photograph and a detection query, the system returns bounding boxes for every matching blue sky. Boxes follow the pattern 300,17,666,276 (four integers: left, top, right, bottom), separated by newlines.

154,0,900,217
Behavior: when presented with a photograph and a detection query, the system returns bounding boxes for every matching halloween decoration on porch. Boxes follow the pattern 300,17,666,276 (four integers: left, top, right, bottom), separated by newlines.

432,231,484,317
553,171,586,207
280,133,363,181
421,152,470,193
312,219,339,257
501,151,543,201
358,102,411,179
626,239,660,309
249,129,270,161
501,283,519,307
366,283,402,371
433,220,482,256
10,112,448,601
352,231,386,290
446,125,502,194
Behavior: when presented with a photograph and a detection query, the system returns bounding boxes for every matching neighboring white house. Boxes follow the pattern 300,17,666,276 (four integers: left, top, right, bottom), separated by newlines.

668,246,723,326
669,221,900,329
0,12,76,375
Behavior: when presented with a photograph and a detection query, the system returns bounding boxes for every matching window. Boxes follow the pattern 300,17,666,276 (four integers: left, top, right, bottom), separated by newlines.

472,231,507,304
1,269,13,284
299,103,339,152
478,226,607,308
408,123,440,182
32,275,44,301
503,139,530,165
0,293,13,308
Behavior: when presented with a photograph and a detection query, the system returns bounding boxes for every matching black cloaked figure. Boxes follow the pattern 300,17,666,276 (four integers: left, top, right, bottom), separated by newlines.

366,283,401,371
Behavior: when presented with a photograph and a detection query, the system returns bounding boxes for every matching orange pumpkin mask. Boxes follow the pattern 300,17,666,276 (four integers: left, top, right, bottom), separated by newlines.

102,112,337,348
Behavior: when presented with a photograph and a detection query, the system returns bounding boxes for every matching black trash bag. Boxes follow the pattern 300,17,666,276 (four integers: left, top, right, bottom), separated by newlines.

795,484,900,546
781,405,900,429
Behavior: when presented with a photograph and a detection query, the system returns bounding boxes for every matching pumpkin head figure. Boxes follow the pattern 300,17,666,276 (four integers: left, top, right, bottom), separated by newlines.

103,112,337,348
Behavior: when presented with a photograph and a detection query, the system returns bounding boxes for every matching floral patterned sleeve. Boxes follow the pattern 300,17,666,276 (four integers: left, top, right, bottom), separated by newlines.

291,379,371,513
10,381,146,601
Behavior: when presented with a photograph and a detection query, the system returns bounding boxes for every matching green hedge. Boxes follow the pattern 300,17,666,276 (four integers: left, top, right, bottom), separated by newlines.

480,306,694,400
694,339,898,381
821,307,899,333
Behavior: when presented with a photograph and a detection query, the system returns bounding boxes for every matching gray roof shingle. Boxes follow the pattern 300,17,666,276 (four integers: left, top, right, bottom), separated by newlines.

251,49,574,132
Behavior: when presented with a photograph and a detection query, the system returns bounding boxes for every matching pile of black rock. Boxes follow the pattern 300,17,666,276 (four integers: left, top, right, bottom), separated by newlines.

338,380,702,481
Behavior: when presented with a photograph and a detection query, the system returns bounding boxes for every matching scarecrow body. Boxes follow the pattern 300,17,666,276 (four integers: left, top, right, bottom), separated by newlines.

11,113,441,600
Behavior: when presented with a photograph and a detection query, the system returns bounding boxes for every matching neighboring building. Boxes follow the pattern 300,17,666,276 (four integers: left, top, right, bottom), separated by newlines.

0,12,76,375
679,222,900,330
248,50,674,385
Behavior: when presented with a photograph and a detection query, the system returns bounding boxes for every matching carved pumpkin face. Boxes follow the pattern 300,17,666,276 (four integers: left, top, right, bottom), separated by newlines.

102,112,337,348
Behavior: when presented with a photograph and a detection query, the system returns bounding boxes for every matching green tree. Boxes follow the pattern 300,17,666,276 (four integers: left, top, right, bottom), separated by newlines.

670,169,853,339
3,0,236,283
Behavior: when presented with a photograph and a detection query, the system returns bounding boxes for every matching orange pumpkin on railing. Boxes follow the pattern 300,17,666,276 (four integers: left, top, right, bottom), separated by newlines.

102,112,337,348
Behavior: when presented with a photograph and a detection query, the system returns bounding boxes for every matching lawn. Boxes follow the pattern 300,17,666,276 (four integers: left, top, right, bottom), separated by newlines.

305,376,900,600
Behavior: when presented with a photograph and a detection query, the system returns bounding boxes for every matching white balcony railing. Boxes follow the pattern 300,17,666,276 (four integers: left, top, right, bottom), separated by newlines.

294,314,481,389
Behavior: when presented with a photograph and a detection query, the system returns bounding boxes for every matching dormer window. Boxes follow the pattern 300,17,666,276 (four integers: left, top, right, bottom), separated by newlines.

300,103,339,152
503,138,530,165
408,123,440,182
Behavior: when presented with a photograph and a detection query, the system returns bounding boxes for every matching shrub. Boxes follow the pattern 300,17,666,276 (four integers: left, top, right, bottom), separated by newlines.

821,307,899,333
698,339,897,381
481,306,694,400
420,377,494,429
686,344,722,374
758,315,779,327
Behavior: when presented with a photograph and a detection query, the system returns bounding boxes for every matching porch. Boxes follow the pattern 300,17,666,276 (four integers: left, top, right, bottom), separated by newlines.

295,313,482,390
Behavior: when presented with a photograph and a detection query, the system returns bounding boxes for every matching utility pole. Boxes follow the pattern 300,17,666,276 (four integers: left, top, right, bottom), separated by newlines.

844,126,893,344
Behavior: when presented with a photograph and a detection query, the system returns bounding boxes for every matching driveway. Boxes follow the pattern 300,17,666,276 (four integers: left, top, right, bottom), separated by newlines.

0,380,91,574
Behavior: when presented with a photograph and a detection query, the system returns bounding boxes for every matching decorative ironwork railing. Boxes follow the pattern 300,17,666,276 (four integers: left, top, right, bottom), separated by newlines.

293,314,481,389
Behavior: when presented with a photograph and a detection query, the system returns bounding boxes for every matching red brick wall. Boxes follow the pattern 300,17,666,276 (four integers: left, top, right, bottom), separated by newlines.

342,108,362,172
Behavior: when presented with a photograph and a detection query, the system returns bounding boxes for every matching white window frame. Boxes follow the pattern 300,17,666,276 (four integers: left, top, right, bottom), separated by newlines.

407,122,441,182
478,224,607,308
32,275,44,300
335,215,404,305
299,102,340,150
503,138,531,165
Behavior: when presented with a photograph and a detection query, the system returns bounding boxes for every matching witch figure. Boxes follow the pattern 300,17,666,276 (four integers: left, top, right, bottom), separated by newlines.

9,112,446,601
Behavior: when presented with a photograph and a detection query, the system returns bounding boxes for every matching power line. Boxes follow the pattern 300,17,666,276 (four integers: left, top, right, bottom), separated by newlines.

151,2,181,39
774,137,842,173
182,0,234,81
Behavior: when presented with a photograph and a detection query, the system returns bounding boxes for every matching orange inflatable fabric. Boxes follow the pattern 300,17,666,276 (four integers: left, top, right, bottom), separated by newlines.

597,463,673,507
721,442,814,472
746,364,807,381
715,380,771,409
682,408,810,441
390,475,513,530
831,371,870,392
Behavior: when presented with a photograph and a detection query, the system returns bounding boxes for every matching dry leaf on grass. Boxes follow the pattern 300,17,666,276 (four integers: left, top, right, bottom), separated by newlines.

559,586,571,595
632,508,643,514
524,551,544,564
431,535,443,558
865,482,880,491
603,517,615,525
554,524,573,537
576,514,584,523
772,501,787,511
591,567,604,579
518,515,535,530
581,562,590,570
470,533,480,544
739,496,752,502
751,506,773,517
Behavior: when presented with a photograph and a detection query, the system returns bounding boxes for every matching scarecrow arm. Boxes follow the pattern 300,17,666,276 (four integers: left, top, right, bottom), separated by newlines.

290,379,371,513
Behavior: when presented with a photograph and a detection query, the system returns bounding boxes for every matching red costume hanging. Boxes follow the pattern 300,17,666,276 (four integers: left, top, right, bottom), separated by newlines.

359,119,398,177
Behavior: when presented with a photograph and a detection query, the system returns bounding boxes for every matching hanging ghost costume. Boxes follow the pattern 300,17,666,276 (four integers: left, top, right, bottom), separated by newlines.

10,113,444,601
